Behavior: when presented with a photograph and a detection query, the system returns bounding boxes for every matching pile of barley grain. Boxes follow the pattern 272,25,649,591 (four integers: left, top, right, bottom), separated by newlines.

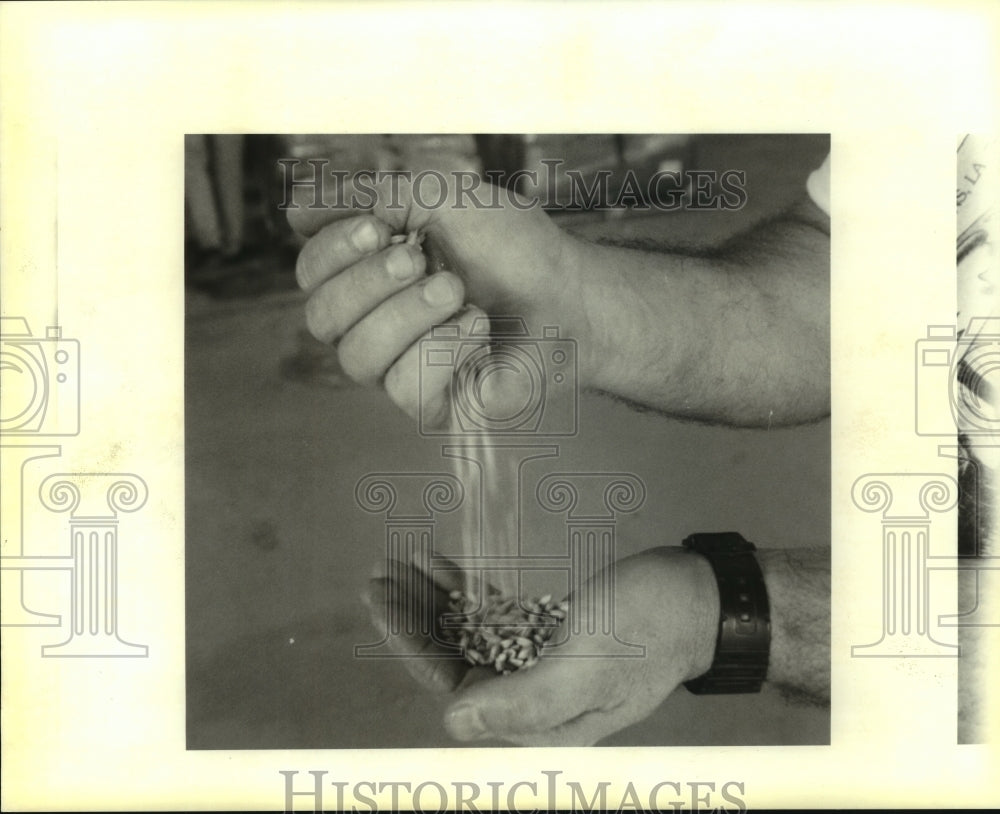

441,591,568,674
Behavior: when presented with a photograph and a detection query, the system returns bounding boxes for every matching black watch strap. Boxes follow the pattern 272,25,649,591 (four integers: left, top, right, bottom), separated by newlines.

682,532,770,694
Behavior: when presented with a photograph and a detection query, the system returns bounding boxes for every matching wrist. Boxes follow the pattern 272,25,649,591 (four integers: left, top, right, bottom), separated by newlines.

545,232,605,389
618,547,721,688
558,234,638,393
684,547,722,681
562,234,698,404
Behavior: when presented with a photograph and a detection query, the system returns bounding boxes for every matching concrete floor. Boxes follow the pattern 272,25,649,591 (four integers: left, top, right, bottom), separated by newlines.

185,134,831,748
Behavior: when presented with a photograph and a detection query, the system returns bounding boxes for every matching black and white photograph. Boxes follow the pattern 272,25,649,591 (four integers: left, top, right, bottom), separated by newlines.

184,133,832,749
2,2,998,811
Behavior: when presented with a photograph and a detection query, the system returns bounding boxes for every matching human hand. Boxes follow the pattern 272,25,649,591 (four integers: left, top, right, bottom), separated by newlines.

288,168,587,428
362,554,473,693
364,547,720,746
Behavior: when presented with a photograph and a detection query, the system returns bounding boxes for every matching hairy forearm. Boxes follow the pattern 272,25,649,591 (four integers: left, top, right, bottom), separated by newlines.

564,197,830,427
757,547,831,705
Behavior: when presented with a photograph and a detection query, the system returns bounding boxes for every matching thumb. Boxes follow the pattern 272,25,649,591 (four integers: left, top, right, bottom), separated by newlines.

443,658,601,742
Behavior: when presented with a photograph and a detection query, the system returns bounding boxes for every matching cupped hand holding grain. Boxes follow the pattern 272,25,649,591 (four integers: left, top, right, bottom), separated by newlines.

365,546,721,746
363,554,475,693
439,547,721,746
288,170,588,427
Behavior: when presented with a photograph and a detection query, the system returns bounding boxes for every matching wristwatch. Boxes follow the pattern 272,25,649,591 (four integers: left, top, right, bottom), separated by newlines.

682,532,771,694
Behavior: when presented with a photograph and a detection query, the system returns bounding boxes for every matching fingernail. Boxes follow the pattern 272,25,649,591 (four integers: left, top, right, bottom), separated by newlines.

423,274,456,306
351,220,379,252
387,248,416,280
446,704,487,741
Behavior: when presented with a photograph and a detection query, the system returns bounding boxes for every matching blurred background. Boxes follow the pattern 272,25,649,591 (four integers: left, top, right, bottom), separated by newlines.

185,133,831,748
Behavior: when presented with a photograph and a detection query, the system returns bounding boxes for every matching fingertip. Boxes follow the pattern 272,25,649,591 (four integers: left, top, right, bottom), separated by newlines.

286,171,364,236
452,658,589,739
444,703,489,742
349,215,393,254
295,215,394,292
286,188,334,238
383,245,424,284
421,271,464,309
285,192,312,236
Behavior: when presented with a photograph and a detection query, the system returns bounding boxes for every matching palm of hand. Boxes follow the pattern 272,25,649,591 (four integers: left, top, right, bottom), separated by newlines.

364,547,719,745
